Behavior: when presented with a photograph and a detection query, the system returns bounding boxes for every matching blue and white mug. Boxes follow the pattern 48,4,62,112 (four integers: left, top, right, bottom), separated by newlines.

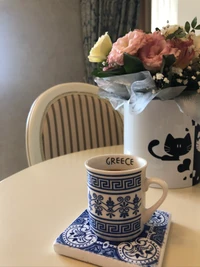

85,154,168,241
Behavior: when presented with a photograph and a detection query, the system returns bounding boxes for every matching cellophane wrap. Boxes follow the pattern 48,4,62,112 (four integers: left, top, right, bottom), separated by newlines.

95,71,200,123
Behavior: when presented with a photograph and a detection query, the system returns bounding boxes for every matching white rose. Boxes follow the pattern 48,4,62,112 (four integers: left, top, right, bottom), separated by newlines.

161,25,181,37
88,32,112,63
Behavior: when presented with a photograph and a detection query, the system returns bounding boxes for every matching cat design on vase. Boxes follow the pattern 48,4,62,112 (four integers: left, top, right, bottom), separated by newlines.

148,133,192,161
124,100,200,188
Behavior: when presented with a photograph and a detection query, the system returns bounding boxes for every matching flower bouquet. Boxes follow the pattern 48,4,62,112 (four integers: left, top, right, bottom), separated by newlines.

88,17,200,122
88,18,200,189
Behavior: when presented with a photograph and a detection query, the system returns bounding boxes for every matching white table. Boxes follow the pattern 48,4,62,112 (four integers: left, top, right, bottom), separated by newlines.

0,145,200,267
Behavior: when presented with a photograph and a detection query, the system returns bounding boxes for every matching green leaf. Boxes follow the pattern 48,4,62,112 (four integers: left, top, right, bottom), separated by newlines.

160,54,176,73
195,24,200,30
191,17,197,28
176,32,186,38
185,21,190,33
123,53,145,74
166,27,185,39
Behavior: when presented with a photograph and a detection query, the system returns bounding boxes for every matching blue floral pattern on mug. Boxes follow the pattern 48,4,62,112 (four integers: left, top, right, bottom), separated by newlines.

88,191,141,219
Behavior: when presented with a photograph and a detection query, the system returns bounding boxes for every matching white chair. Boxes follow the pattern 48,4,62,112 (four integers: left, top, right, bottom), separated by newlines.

26,82,124,166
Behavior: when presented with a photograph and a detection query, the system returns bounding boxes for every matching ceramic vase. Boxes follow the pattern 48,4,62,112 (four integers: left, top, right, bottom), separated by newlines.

124,100,200,188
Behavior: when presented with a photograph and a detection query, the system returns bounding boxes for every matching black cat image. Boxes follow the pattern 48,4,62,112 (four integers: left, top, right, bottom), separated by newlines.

148,133,192,161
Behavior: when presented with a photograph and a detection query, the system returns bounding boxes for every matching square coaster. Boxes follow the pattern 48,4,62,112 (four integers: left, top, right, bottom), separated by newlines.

54,209,171,267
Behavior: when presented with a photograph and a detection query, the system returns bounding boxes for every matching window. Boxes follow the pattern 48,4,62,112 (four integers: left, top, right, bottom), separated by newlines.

151,0,178,31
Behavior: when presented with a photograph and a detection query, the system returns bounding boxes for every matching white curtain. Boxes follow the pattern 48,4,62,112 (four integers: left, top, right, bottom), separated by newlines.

151,0,178,31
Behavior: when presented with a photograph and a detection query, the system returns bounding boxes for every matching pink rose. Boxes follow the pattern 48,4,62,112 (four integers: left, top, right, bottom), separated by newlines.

170,38,195,69
107,30,147,66
138,32,180,71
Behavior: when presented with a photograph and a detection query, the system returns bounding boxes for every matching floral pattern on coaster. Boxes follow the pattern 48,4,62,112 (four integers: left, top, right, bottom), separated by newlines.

54,209,171,267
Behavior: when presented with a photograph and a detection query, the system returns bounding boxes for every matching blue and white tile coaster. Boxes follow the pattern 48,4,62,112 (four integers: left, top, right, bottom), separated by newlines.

54,209,171,267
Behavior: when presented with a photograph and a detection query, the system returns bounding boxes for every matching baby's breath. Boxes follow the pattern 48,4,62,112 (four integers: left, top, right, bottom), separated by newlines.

163,77,169,83
176,79,182,83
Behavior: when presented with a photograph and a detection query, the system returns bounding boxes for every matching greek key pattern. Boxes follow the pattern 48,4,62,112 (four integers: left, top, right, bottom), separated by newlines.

89,215,141,236
87,173,141,191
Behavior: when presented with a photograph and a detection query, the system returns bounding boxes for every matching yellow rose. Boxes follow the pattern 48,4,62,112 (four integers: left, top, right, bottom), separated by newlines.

88,32,112,63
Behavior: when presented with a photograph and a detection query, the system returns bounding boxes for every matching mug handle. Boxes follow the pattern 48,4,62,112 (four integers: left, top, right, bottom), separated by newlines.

143,177,168,223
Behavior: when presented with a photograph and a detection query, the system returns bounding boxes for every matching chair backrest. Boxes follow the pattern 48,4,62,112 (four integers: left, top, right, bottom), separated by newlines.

26,82,123,166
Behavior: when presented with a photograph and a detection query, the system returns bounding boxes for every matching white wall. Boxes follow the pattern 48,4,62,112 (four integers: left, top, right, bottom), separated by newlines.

0,0,85,180
178,0,200,25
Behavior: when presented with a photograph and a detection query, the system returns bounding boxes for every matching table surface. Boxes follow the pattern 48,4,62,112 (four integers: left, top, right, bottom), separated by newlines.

0,145,200,267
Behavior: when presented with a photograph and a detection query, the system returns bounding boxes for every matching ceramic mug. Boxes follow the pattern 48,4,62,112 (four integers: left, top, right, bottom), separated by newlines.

85,154,168,241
